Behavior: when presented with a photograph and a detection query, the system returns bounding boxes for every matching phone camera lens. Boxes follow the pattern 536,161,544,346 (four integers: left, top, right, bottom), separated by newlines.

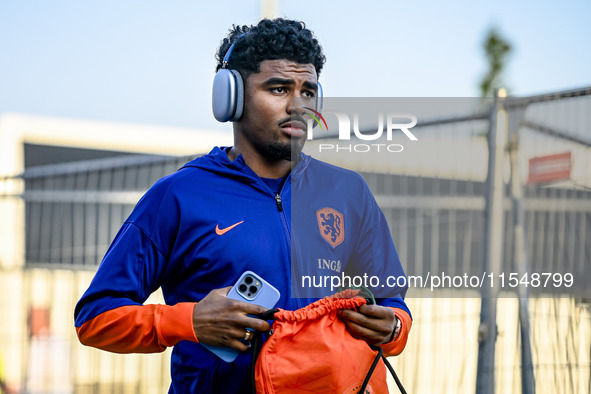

249,286,258,294
239,284,247,292
245,276,253,284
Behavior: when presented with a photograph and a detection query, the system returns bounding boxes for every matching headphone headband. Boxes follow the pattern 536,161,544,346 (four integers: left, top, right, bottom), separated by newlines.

221,33,246,70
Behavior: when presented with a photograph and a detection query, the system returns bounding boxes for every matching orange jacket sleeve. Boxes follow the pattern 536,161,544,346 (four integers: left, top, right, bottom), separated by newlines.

76,302,198,354
380,308,412,357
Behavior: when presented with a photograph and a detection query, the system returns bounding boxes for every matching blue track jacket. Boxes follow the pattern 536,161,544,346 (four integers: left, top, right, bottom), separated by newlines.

74,147,410,393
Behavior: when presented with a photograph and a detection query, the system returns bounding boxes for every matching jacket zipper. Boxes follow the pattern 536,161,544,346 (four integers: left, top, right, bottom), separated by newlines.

274,186,304,309
275,194,283,211
256,175,304,309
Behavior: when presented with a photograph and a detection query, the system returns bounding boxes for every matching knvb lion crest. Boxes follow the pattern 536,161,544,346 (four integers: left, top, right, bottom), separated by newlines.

316,207,345,248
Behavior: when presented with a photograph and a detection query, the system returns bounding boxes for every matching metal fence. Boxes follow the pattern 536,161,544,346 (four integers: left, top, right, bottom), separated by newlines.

23,155,195,269
1,88,590,393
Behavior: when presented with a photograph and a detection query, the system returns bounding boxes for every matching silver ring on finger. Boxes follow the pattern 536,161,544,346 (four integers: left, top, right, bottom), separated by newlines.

244,329,253,341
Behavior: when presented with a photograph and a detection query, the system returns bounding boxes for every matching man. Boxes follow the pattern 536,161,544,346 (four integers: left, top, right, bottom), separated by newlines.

75,18,412,392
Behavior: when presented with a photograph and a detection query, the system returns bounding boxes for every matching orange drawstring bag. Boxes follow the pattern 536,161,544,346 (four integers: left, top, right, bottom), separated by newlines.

253,293,395,394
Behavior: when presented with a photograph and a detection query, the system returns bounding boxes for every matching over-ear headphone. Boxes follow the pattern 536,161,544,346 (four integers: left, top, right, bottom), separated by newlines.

212,36,245,122
212,34,323,123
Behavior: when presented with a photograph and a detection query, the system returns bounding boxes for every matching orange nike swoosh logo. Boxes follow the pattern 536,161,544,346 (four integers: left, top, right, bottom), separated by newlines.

215,220,244,235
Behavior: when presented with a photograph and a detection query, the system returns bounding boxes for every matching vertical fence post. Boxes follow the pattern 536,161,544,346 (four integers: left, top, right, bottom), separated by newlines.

476,89,508,394
508,127,536,394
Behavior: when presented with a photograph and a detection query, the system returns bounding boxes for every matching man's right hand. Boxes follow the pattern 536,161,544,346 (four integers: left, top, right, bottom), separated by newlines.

192,287,271,352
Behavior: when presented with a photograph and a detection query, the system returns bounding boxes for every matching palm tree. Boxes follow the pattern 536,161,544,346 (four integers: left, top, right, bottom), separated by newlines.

480,28,512,97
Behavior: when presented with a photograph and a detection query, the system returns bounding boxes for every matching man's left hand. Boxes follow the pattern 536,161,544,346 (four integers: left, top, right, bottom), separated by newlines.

339,304,397,346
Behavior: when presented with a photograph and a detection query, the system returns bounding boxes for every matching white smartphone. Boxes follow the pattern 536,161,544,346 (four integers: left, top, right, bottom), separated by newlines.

201,271,281,362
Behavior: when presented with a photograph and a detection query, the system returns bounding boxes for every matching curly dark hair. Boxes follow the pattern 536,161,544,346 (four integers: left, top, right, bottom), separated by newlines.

215,18,326,79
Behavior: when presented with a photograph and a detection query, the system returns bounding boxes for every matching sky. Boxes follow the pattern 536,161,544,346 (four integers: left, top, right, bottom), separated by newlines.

0,0,590,132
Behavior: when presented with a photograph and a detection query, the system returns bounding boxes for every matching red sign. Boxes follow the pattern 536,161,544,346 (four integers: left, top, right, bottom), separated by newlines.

527,152,572,184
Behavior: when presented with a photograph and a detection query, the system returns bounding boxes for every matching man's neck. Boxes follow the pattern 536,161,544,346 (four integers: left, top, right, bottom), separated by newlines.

227,146,292,179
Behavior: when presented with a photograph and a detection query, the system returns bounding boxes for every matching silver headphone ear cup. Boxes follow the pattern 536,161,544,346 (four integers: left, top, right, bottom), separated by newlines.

212,69,244,122
212,69,237,122
229,69,244,122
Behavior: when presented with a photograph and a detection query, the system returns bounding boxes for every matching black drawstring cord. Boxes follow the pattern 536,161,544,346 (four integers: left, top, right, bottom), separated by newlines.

381,353,407,394
250,309,278,394
358,346,384,393
358,346,407,394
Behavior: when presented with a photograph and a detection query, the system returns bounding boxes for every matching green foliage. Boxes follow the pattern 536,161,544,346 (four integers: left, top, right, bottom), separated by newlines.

480,28,512,97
